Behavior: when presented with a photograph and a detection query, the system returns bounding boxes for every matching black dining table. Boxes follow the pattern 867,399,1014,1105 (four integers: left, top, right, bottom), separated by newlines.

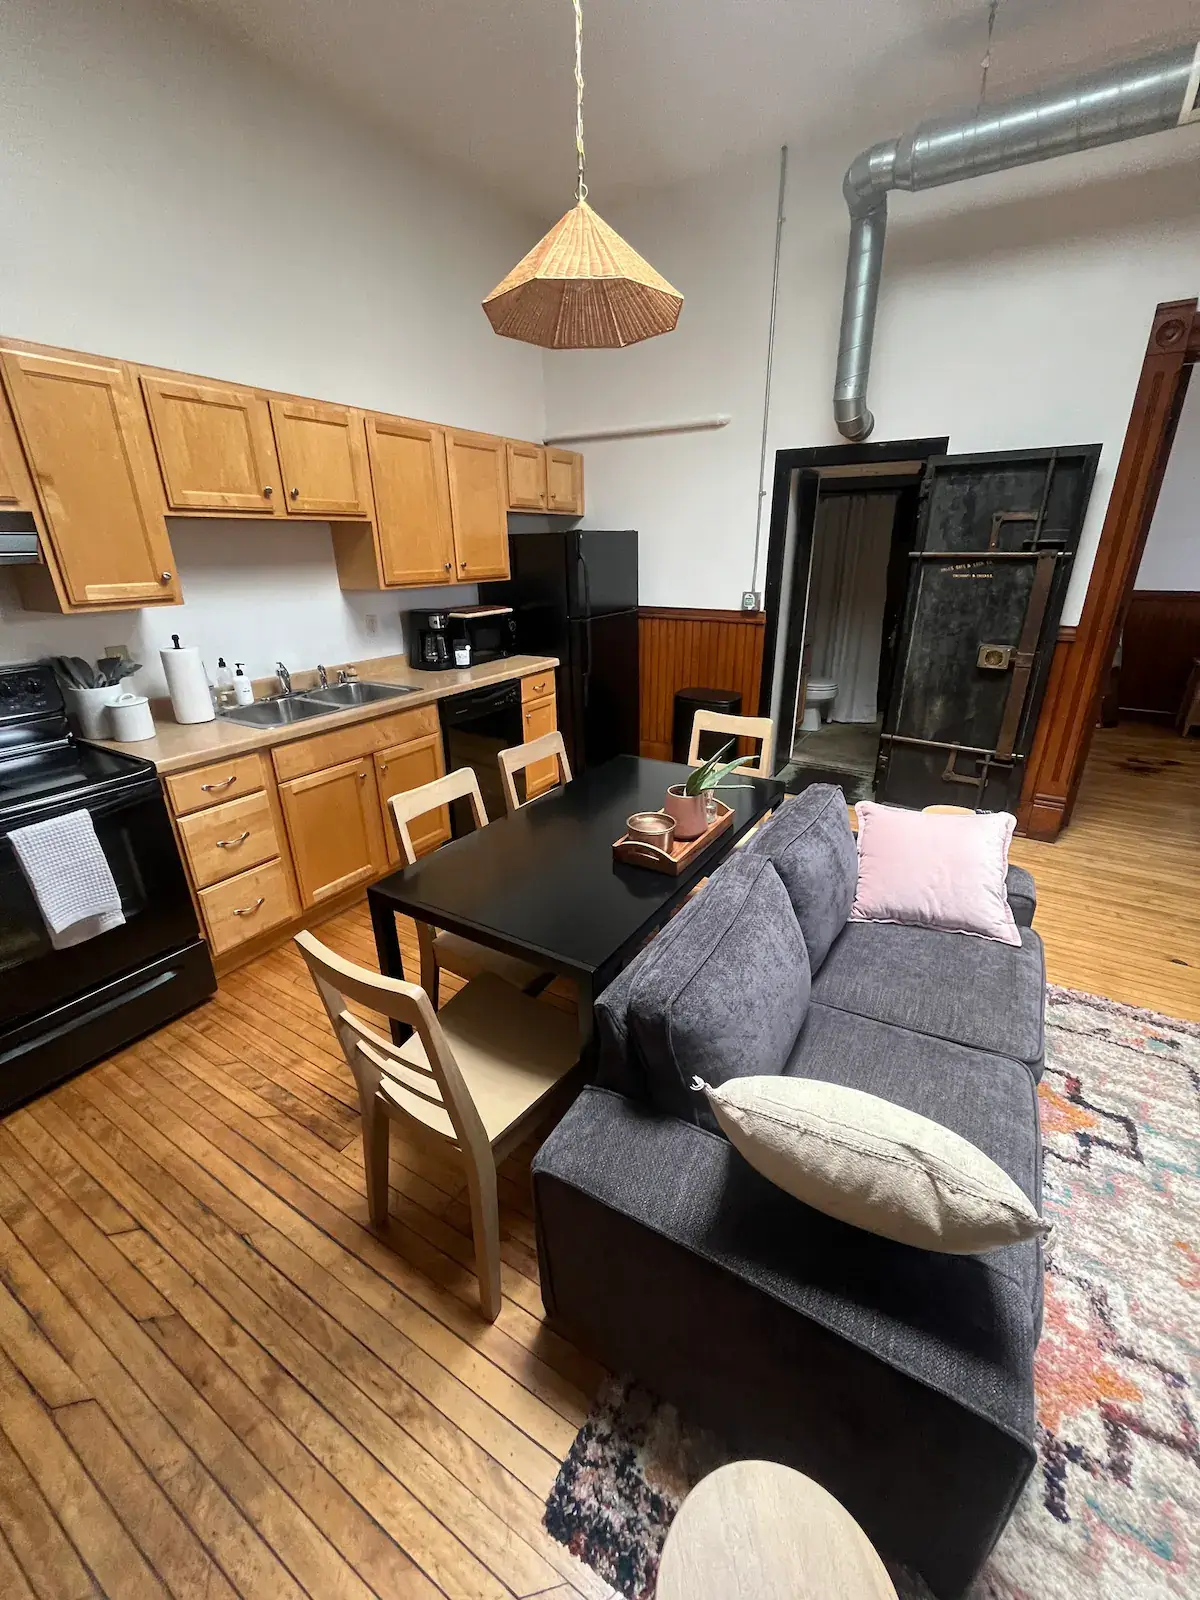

367,755,784,1044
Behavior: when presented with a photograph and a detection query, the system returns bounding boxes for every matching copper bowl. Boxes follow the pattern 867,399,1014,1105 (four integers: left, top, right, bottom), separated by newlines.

626,810,677,850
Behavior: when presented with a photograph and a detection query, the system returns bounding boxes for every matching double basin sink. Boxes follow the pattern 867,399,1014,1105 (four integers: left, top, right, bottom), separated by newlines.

221,679,416,728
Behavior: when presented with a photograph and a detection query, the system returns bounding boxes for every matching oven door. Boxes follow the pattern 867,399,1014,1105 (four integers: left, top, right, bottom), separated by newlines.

439,682,524,832
0,780,201,1033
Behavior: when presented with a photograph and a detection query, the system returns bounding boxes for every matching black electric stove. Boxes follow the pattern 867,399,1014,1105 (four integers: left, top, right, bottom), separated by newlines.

0,663,215,1112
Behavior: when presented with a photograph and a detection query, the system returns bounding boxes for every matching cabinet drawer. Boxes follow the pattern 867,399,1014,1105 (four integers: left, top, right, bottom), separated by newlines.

177,790,280,889
272,703,439,782
521,671,556,705
200,858,297,957
166,753,266,816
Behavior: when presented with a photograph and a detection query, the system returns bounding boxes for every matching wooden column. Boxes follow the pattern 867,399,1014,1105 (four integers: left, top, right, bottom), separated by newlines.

1018,299,1197,840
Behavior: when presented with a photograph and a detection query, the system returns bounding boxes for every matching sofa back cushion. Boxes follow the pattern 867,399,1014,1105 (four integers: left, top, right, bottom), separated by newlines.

746,785,857,972
626,852,811,1131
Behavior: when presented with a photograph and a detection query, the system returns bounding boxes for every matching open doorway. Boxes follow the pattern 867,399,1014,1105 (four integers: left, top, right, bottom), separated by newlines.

785,478,921,802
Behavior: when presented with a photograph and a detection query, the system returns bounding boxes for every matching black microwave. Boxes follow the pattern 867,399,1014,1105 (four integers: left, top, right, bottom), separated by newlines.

447,606,516,666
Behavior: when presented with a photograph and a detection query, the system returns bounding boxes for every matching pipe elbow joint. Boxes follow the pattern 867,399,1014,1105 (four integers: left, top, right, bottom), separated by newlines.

843,140,897,217
833,399,875,441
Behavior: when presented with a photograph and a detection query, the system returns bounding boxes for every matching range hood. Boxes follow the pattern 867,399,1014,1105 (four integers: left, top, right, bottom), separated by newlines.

0,512,40,565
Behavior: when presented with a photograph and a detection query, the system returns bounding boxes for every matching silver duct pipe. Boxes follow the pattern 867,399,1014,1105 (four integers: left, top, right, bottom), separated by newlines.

834,41,1200,439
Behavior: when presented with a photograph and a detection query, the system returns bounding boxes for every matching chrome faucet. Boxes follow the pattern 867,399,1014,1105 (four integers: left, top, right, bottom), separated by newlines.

316,663,328,689
275,661,292,696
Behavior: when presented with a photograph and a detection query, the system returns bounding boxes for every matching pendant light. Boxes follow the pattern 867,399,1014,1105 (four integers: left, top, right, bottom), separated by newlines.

483,0,683,349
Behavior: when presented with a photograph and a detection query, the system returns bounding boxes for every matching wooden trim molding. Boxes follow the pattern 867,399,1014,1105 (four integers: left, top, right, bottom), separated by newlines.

638,606,766,759
1018,298,1198,840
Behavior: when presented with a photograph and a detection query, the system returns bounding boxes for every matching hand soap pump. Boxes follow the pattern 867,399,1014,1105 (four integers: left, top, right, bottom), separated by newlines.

215,657,236,710
233,663,254,706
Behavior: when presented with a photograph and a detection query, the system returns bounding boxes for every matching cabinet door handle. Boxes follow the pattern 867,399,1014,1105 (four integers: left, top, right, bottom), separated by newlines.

358,771,367,782
379,763,388,775
460,562,467,572
160,571,172,583
290,487,300,500
263,485,273,498
443,562,452,572
233,897,265,917
216,831,250,849
201,776,237,792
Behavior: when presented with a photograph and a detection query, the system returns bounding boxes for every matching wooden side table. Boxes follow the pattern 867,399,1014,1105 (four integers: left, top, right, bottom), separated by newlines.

656,1460,898,1600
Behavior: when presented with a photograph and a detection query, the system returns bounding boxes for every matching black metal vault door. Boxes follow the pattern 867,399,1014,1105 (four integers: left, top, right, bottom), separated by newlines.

875,446,1099,812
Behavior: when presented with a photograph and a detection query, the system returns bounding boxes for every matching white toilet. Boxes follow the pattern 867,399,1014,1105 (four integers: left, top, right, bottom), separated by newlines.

799,678,837,733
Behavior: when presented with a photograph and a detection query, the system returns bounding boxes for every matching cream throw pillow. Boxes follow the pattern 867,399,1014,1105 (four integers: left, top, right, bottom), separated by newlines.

696,1075,1048,1254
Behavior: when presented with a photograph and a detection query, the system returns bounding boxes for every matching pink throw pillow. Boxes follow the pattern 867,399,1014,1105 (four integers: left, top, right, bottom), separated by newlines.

851,803,1021,946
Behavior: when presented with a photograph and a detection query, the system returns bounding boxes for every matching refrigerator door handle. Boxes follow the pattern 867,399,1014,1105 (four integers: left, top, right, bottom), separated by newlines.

577,552,593,705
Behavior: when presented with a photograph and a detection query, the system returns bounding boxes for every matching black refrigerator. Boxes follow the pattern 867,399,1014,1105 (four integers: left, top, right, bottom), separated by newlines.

481,530,639,774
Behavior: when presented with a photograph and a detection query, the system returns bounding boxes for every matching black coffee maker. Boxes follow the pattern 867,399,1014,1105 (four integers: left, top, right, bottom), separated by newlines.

406,610,454,670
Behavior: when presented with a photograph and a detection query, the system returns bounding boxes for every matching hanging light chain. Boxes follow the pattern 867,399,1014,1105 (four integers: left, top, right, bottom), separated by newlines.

574,0,588,202
978,0,1001,107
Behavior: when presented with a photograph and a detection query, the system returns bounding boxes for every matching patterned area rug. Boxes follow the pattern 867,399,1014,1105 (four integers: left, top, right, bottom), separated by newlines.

544,986,1200,1599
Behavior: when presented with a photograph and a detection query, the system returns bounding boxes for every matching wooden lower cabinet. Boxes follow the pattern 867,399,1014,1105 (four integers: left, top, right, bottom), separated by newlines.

199,859,298,958
522,693,560,800
279,755,389,908
375,732,449,864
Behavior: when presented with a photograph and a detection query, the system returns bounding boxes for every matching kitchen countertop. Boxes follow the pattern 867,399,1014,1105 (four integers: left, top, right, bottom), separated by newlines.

94,655,559,776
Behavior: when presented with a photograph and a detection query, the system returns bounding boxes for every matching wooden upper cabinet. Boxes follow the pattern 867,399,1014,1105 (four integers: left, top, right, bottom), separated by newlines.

366,415,456,585
0,383,37,510
445,430,510,581
141,375,282,514
269,399,371,518
546,448,584,515
0,346,179,608
506,440,547,511
278,756,388,908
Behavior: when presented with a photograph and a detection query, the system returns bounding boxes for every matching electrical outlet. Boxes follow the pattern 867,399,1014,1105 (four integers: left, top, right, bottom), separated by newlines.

741,591,761,612
364,613,378,636
104,644,131,660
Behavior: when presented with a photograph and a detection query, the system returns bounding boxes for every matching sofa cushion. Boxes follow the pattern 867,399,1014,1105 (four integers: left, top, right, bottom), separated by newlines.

626,852,810,1130
746,785,857,972
1005,864,1036,928
785,1003,1042,1218
701,1074,1048,1253
811,921,1046,1072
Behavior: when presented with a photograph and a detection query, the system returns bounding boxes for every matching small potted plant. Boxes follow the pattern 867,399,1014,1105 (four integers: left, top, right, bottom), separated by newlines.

664,741,759,840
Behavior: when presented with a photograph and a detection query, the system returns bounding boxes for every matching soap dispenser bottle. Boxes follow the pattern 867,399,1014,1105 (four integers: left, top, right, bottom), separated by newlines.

233,663,254,706
214,657,236,710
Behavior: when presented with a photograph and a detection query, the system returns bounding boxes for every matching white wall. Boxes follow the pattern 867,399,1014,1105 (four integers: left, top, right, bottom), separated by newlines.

0,0,544,690
545,128,1200,622
1137,378,1200,591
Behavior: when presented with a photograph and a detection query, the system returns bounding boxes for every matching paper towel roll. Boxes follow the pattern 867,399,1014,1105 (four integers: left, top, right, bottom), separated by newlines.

161,645,215,724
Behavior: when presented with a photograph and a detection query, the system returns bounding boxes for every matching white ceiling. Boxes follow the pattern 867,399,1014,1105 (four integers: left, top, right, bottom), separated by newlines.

174,0,1199,218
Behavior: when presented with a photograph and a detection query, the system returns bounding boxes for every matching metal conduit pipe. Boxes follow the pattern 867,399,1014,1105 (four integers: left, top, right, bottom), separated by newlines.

834,40,1200,439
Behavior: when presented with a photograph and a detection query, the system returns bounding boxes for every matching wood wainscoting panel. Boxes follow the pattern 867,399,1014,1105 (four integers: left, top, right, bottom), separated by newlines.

639,607,766,760
1118,590,1200,720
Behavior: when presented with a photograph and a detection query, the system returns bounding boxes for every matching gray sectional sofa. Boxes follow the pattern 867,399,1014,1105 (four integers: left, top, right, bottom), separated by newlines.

532,785,1045,1599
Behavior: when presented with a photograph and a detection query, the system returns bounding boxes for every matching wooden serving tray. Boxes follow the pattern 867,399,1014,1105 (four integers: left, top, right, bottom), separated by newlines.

613,799,735,875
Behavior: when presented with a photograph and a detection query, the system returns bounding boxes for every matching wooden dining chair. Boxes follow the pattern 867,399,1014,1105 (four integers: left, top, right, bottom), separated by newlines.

296,930,580,1321
387,767,549,1004
498,730,572,815
687,710,776,777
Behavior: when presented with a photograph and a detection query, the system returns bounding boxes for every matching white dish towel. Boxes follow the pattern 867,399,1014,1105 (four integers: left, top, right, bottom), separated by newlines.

9,809,126,950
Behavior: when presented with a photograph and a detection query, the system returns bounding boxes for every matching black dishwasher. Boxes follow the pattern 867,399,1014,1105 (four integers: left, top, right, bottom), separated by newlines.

438,681,525,833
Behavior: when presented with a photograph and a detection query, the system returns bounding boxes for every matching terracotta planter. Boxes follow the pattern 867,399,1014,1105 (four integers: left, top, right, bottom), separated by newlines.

664,785,709,841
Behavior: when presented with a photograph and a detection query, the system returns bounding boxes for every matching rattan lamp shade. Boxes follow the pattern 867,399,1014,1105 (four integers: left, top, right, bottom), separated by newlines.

483,200,683,349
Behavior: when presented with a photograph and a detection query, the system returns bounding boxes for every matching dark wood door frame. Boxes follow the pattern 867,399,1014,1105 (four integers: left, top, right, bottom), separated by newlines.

1018,298,1198,840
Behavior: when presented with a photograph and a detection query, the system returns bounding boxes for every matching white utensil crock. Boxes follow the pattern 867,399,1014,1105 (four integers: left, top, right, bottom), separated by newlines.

64,684,123,740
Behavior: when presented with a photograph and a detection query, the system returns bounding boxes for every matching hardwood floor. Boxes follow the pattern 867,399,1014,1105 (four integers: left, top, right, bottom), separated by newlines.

1010,721,1200,1022
0,720,1193,1599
